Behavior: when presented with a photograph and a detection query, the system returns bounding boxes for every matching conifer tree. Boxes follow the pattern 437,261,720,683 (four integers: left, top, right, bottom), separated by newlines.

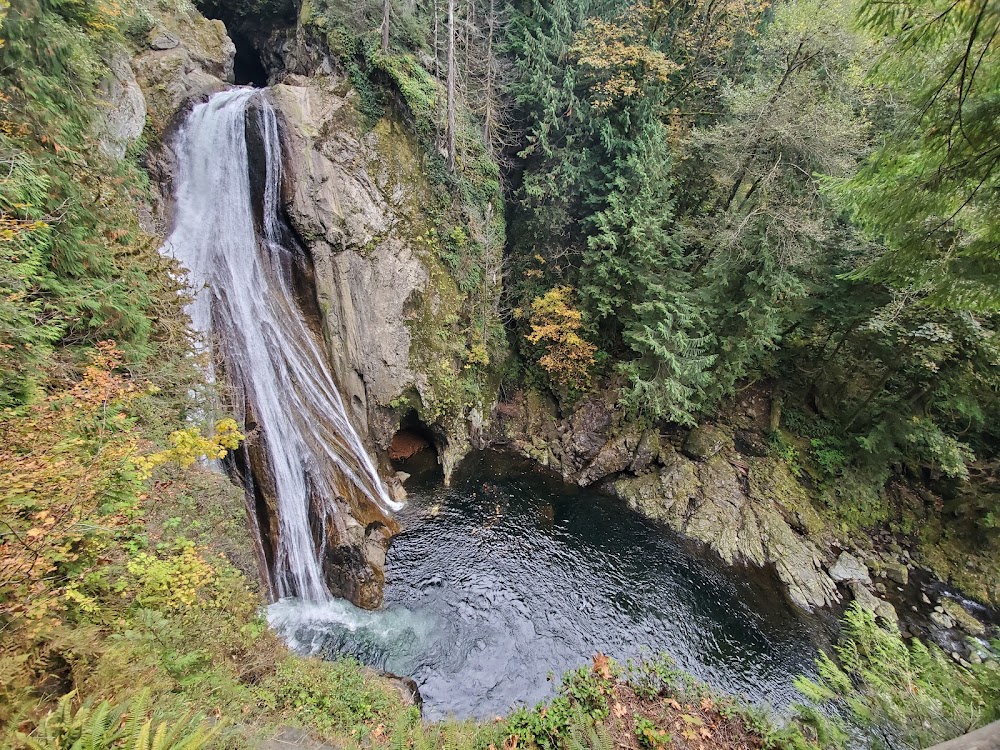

839,0,1000,310
580,109,711,423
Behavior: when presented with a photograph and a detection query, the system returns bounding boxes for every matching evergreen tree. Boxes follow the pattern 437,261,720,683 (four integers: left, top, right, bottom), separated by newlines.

837,0,1000,310
580,109,711,423
686,0,876,397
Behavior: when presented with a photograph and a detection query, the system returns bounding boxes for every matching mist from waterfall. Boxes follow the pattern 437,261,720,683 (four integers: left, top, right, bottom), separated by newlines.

161,87,401,603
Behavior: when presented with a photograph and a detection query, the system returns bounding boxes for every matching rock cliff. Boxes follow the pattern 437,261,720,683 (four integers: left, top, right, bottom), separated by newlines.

268,75,479,475
491,388,895,613
108,0,498,607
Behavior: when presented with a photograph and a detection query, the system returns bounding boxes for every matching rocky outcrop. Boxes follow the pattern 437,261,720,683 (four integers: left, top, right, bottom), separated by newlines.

492,390,655,483
494,389,844,611
490,387,927,614
128,0,237,232
96,52,147,159
270,75,483,477
132,5,236,133
613,449,840,611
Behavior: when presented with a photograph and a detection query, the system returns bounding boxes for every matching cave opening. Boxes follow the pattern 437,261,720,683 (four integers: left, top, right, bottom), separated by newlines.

232,32,268,87
389,411,440,479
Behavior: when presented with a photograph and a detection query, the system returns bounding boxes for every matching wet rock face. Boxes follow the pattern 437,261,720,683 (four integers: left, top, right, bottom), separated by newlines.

268,75,479,475
269,78,422,432
132,3,236,134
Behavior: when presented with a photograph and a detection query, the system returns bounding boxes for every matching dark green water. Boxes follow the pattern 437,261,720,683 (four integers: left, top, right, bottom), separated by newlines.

268,451,830,720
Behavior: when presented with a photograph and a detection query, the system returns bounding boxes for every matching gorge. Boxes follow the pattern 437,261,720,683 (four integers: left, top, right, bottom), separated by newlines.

1,0,998,746
161,82,828,719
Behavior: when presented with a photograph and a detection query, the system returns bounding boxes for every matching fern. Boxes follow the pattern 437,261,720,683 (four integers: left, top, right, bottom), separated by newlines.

567,707,613,750
14,692,220,750
796,602,999,748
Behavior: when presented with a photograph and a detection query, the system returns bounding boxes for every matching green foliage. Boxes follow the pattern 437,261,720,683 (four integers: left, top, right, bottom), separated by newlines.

623,655,686,701
262,656,403,736
506,664,613,750
566,708,613,750
810,438,848,478
504,0,1000,569
633,716,671,749
769,433,803,478
835,0,1000,310
686,0,876,398
15,691,219,750
795,603,1000,748
0,0,182,409
508,1,715,422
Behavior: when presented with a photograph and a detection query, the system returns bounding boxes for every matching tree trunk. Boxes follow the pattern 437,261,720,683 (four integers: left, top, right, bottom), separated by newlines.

482,0,496,158
381,0,390,53
432,0,443,150
446,0,457,173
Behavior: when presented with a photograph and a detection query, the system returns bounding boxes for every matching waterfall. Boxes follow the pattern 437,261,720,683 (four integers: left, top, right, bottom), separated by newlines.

161,87,402,603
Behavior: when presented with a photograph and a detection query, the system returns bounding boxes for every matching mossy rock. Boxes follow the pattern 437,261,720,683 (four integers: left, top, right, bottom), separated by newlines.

682,425,728,461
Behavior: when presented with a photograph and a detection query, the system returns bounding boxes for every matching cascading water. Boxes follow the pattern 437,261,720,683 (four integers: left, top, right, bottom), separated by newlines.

162,88,402,602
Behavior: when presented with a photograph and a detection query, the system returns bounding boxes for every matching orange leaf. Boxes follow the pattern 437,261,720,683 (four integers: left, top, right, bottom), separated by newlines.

593,652,613,680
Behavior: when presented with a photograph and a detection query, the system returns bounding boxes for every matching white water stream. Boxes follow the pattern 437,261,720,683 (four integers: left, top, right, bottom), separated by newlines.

161,88,401,602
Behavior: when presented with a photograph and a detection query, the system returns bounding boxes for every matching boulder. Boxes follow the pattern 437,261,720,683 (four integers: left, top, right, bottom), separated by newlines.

940,599,986,637
148,26,180,50
883,561,909,586
930,610,956,629
829,552,873,586
576,435,636,486
682,425,727,461
629,430,660,474
849,581,898,624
